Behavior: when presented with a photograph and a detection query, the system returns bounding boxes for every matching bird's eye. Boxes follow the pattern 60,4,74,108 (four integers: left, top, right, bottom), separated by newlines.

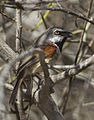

54,31,60,35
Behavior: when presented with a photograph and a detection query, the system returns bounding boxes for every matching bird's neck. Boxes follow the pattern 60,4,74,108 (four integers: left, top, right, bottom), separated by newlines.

49,36,66,52
57,37,66,52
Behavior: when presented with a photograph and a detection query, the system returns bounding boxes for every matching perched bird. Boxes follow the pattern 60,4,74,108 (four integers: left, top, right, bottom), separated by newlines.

9,27,72,105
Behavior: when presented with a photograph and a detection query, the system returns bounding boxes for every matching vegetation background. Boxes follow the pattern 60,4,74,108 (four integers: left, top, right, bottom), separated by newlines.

0,0,94,120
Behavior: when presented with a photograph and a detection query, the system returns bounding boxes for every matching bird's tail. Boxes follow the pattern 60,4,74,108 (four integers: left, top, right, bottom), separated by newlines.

9,76,23,105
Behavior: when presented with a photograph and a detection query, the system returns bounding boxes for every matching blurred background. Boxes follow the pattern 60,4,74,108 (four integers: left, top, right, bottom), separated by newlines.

0,0,94,120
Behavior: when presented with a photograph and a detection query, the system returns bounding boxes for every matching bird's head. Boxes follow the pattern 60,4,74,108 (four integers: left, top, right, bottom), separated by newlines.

48,27,72,52
34,27,72,52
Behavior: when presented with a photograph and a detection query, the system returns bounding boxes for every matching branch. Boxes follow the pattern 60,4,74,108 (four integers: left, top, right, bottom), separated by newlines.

2,0,63,5
49,64,77,70
0,48,94,120
0,11,15,22
0,41,15,119
25,7,94,25
52,54,94,83
38,93,65,120
0,48,46,85
37,40,65,120
15,0,24,119
75,0,93,64
0,38,17,62
0,48,94,85
2,4,94,25
15,0,22,54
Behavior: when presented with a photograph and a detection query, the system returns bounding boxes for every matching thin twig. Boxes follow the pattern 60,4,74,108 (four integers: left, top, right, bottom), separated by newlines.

1,0,64,5
75,0,93,64
62,0,93,114
1,5,94,25
0,48,94,88
15,1,26,119
0,11,15,22
15,2,22,54
72,1,93,118
52,54,94,83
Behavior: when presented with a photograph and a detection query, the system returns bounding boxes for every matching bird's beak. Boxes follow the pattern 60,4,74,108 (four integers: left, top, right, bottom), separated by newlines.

67,32,73,38
61,31,73,38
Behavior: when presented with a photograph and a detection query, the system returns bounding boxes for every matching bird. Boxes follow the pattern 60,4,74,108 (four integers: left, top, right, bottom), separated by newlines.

9,27,72,105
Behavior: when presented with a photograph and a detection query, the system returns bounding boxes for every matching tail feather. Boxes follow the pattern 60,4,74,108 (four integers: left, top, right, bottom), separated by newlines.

9,69,24,105
9,77,23,105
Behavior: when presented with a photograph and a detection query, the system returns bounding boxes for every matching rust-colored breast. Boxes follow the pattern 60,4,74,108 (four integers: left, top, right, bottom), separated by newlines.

34,42,57,58
42,42,57,58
